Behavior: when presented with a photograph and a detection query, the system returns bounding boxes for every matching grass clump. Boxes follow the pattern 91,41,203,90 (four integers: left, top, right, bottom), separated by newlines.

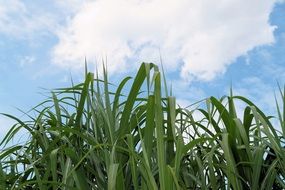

0,62,285,189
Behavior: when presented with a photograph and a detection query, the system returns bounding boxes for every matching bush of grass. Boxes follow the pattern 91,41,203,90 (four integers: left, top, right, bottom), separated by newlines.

0,62,284,189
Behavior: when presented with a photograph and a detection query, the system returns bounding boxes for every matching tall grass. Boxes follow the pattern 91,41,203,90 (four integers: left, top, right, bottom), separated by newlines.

0,62,284,189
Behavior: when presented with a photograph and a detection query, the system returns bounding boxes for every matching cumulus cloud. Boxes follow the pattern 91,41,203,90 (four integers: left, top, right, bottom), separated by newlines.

52,0,280,81
52,0,278,81
0,0,280,81
0,0,59,38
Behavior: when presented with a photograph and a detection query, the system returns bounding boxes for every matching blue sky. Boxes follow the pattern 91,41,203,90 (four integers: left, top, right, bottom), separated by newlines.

0,0,285,139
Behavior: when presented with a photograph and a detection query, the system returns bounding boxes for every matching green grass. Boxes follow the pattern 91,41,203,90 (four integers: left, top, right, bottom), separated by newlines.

0,62,284,189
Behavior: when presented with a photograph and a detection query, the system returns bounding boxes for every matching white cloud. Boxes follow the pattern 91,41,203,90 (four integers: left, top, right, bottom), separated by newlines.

0,0,58,38
53,0,279,81
19,56,36,67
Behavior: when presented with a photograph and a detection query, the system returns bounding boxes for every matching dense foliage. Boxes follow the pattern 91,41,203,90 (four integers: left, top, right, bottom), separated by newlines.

0,63,284,189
